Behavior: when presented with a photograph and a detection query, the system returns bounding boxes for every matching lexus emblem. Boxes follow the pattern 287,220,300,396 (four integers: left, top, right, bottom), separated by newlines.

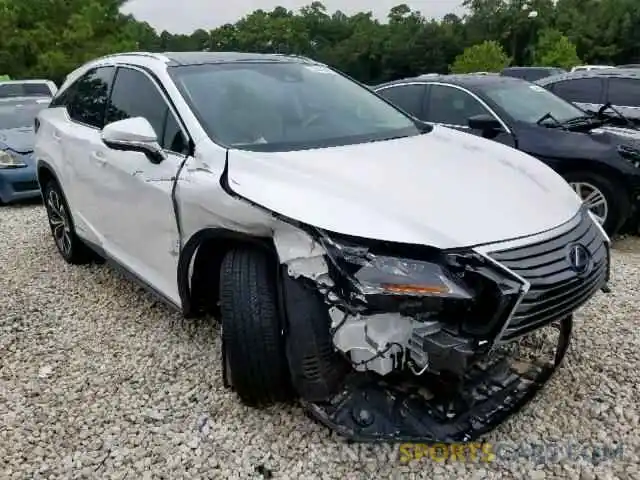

567,244,592,275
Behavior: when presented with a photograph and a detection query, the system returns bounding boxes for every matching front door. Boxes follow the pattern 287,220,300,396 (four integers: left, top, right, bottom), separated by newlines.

424,83,517,148
91,66,191,305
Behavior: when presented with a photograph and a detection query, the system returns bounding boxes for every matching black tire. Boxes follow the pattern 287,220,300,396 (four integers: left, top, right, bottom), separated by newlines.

281,274,348,403
563,171,630,236
42,180,95,265
219,248,292,406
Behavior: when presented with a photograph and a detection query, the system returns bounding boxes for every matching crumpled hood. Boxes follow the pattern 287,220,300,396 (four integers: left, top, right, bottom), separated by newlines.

225,126,583,249
0,127,35,154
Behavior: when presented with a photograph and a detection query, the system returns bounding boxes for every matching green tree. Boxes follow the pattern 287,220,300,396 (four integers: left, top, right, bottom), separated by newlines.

450,40,511,73
534,28,581,69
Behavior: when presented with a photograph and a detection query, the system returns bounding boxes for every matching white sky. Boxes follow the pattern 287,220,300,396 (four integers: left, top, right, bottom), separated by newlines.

122,0,466,34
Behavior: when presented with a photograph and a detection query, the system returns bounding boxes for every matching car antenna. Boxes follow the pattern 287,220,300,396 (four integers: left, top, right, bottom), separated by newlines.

597,102,636,129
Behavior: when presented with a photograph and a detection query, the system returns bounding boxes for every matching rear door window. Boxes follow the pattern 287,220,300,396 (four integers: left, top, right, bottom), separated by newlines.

607,78,640,107
376,84,427,119
551,78,605,104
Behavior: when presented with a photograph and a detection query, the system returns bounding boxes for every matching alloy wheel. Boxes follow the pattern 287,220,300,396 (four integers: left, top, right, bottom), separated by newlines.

569,182,608,225
47,188,72,256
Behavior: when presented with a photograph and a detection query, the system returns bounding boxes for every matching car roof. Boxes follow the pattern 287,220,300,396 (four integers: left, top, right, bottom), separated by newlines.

162,51,317,66
95,51,318,67
375,73,527,90
535,68,640,85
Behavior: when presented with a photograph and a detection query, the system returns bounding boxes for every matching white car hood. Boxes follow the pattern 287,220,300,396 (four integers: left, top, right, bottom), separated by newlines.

224,126,582,249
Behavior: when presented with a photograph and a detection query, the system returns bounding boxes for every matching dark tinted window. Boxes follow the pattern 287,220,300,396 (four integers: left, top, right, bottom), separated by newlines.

0,82,53,98
426,85,489,125
376,84,426,119
106,67,187,154
551,78,604,103
607,78,640,107
67,67,115,128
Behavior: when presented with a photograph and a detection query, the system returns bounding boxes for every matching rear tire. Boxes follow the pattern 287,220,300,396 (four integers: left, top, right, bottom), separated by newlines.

563,171,630,236
42,180,95,265
219,248,292,406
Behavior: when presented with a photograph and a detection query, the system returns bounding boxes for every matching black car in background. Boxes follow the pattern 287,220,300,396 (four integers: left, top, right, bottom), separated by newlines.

501,66,567,82
374,74,640,236
535,69,640,127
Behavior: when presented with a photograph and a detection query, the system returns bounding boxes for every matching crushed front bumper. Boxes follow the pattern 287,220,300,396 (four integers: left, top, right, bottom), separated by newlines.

302,315,572,443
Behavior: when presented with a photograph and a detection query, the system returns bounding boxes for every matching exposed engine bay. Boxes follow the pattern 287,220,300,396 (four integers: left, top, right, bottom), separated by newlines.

274,208,610,442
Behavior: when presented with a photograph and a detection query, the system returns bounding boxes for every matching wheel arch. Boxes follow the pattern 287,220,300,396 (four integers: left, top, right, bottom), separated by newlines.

177,227,278,318
36,160,60,191
553,158,634,194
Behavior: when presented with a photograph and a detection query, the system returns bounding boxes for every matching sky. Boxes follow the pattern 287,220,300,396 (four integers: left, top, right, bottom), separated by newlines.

122,0,466,34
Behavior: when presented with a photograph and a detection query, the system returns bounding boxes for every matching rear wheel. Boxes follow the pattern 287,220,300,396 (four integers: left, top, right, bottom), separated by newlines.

219,248,292,406
42,180,95,264
564,171,630,236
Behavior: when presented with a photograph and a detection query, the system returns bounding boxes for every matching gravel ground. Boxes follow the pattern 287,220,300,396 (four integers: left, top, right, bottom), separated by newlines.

1,203,639,479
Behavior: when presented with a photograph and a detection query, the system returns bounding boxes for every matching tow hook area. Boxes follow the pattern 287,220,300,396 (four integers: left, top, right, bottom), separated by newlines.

301,316,573,443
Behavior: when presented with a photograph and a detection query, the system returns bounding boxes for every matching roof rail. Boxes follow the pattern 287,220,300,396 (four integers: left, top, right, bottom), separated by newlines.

95,51,170,62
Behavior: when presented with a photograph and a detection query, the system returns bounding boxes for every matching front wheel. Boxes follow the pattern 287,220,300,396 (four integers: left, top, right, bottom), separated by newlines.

564,171,630,236
219,248,292,406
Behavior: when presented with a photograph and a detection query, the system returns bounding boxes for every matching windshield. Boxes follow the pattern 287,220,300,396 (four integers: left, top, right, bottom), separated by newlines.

169,62,420,151
482,82,586,124
0,101,49,129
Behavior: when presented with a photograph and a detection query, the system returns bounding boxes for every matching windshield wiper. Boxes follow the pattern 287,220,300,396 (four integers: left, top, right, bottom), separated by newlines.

536,112,565,129
596,102,636,128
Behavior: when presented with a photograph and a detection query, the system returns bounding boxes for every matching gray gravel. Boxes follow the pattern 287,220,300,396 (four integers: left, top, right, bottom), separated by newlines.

1,203,639,479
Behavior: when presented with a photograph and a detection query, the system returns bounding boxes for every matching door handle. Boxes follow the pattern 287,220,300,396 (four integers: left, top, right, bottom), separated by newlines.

52,130,61,141
91,151,107,166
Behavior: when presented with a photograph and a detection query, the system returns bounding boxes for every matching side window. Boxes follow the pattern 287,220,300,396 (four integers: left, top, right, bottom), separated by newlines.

552,78,604,104
67,67,115,128
376,84,426,119
106,67,188,154
607,78,640,107
425,85,490,126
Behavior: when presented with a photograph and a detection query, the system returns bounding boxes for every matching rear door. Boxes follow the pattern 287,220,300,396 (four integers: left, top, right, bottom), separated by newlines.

423,83,516,147
40,66,116,246
375,83,428,120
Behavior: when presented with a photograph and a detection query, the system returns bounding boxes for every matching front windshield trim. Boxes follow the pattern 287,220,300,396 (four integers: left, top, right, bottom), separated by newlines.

168,61,422,152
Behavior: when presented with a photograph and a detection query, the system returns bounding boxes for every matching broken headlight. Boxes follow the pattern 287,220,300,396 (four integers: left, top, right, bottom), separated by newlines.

322,238,474,313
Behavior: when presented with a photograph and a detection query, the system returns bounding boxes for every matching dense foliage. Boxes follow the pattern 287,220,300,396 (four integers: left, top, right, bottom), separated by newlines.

1,0,639,85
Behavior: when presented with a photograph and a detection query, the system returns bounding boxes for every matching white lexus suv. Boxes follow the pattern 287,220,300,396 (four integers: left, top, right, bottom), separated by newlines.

34,52,610,443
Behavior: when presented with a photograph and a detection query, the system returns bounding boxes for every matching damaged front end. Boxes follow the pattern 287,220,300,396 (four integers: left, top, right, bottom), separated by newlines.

275,208,610,443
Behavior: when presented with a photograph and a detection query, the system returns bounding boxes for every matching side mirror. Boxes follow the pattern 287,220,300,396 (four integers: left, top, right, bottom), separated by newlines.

468,114,503,138
101,117,165,164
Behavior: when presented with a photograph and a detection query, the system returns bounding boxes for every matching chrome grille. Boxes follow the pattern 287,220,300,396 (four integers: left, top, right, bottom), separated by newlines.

487,212,609,341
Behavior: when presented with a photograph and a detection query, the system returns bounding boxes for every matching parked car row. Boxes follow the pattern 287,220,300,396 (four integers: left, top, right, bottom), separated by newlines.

535,68,640,127
0,79,57,204
25,51,611,444
375,73,640,236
